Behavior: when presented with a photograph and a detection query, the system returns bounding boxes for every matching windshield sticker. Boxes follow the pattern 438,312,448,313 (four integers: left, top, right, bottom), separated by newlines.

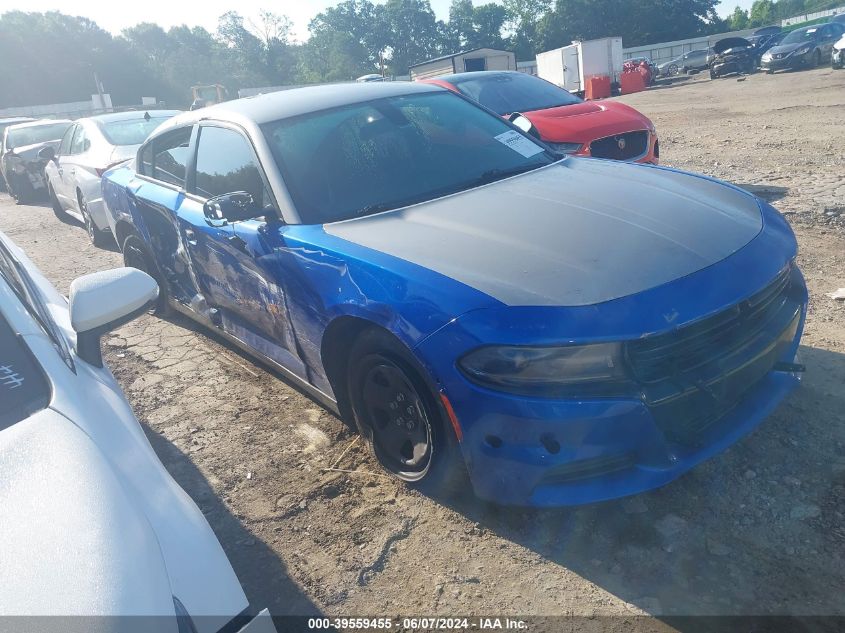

494,131,545,158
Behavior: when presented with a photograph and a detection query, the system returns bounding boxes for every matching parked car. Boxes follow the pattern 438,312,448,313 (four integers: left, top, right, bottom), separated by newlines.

761,22,845,72
625,56,659,82
657,49,710,76
832,13,845,24
833,33,845,68
0,116,35,191
0,230,273,631
42,110,181,247
748,32,786,62
422,71,659,163
102,82,806,507
710,37,757,78
0,119,72,204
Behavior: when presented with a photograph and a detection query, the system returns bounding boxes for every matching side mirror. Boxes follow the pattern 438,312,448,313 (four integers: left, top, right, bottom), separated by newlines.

69,268,158,367
38,146,55,162
203,191,260,225
508,112,541,140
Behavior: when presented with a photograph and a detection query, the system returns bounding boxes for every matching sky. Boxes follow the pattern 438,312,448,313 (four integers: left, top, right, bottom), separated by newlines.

6,0,754,42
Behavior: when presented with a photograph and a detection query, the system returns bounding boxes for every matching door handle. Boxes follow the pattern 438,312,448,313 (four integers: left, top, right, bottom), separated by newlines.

184,228,197,246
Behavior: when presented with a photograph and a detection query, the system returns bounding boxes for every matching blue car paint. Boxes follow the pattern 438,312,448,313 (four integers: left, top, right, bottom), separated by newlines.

102,160,807,507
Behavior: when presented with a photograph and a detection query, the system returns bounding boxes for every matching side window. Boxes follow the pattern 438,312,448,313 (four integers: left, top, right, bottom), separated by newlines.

138,142,153,177
152,127,192,187
58,125,75,156
70,126,88,154
193,126,270,206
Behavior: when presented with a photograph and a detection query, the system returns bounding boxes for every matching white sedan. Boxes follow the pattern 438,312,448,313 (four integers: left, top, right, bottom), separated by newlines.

43,110,180,247
0,230,273,633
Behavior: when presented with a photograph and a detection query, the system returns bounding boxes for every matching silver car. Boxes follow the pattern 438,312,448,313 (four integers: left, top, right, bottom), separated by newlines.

44,110,180,246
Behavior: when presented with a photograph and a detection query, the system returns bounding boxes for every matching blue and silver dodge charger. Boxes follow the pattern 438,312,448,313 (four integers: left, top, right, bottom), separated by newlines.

102,82,806,507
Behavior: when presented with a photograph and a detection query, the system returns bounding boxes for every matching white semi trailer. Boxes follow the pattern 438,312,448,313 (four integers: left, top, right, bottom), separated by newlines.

536,37,624,93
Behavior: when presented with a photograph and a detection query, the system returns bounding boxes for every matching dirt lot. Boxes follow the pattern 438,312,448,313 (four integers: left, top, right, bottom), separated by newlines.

1,67,844,628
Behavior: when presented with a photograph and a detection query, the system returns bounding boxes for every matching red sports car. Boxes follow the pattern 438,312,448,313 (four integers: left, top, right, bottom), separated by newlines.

422,71,659,164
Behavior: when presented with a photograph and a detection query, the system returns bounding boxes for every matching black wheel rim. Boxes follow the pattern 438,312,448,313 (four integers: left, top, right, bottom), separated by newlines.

359,356,432,480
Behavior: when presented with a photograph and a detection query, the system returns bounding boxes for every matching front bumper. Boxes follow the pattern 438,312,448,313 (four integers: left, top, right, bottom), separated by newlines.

416,201,805,507
761,52,811,71
576,131,659,165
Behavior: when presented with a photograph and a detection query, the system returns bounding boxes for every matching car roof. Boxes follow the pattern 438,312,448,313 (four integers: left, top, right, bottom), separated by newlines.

0,117,35,125
157,82,440,134
82,110,183,124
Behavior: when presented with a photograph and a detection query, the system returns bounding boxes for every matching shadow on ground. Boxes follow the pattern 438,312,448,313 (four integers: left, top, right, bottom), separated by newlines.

434,345,845,623
736,183,790,202
143,424,326,632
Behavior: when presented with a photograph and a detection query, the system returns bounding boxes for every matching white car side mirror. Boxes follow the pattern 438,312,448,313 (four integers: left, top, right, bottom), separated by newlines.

69,268,158,367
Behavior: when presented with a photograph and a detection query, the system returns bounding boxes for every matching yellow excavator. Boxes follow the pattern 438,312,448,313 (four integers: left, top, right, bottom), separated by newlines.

189,84,228,110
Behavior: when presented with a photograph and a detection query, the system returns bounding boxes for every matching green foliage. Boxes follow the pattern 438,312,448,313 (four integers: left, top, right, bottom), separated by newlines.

0,0,840,109
728,6,751,30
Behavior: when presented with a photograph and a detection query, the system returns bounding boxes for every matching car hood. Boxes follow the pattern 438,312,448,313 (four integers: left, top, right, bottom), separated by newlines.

767,41,814,55
713,37,752,54
8,140,61,163
324,159,763,307
524,101,650,144
836,34,845,49
0,410,177,624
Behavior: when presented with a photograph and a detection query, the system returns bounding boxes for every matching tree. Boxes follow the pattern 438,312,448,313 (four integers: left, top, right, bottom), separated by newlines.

749,0,776,26
504,0,552,60
377,0,447,73
447,0,508,51
727,6,750,30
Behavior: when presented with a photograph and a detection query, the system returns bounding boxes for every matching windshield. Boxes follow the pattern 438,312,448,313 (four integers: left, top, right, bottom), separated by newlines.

6,122,71,149
262,92,555,224
449,73,582,115
98,115,175,146
781,27,819,44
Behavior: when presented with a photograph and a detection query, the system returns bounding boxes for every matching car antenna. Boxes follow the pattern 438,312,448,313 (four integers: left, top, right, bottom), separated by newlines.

144,111,151,121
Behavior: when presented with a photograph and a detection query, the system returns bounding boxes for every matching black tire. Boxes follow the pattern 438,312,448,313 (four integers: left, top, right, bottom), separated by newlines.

766,69,774,74
347,328,467,495
122,234,170,315
8,174,31,205
78,191,107,248
813,49,821,68
710,69,718,79
48,182,67,219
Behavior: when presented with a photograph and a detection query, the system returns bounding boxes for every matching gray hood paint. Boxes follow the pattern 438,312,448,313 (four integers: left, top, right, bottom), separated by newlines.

325,159,763,307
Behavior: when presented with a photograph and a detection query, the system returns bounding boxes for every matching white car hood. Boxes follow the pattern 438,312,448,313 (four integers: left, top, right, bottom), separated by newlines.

326,158,763,306
0,409,177,626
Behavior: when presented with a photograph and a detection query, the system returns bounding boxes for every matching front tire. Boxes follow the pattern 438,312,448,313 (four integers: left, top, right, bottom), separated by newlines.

122,234,170,315
812,49,821,68
347,328,466,494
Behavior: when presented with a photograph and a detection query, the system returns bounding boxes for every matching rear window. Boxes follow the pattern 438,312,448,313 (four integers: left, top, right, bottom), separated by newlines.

6,122,72,149
449,73,582,115
98,116,174,146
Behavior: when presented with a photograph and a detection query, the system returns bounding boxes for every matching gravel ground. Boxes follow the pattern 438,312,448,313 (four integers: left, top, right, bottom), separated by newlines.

1,66,843,628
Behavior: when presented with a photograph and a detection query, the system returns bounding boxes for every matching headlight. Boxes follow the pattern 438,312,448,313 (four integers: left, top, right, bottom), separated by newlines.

458,343,634,397
646,119,656,134
12,162,26,174
792,46,811,56
761,52,772,61
546,141,582,155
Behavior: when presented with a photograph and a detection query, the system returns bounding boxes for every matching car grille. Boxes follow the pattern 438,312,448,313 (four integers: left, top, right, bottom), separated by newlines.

590,131,649,161
625,266,801,445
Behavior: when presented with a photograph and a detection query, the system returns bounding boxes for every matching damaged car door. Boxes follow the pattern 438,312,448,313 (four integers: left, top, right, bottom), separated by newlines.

188,123,306,378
